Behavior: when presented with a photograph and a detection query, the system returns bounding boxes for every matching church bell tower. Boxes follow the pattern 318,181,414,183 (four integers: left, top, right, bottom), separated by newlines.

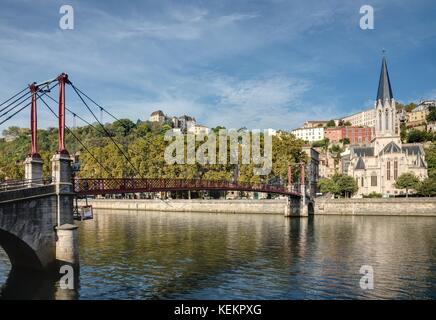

374,55,397,137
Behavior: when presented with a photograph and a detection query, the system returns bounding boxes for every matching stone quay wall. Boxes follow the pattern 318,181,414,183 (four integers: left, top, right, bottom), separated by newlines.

314,197,436,216
79,199,289,215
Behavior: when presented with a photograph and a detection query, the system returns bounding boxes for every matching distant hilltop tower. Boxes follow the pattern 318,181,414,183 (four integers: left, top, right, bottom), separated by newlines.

374,55,397,137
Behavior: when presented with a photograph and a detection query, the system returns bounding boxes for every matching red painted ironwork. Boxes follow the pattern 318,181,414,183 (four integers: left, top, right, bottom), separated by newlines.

287,165,292,186
73,178,302,197
57,73,68,154
300,163,305,185
29,83,40,157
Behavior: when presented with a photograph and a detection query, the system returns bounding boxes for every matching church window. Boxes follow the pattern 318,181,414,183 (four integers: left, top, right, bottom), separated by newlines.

394,160,398,180
361,177,364,187
385,109,389,131
371,175,377,186
379,111,382,132
387,161,391,180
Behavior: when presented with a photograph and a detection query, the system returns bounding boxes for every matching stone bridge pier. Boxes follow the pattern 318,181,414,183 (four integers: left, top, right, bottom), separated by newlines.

0,153,79,271
284,196,314,217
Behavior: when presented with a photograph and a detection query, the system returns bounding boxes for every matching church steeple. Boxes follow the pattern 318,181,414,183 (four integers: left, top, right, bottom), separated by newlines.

376,56,394,103
374,54,397,138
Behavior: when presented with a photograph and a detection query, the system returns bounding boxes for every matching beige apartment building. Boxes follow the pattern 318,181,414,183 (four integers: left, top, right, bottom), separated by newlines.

406,100,435,129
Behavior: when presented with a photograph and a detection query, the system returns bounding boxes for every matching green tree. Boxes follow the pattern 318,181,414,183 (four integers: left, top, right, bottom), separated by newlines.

427,105,436,122
312,138,329,149
339,138,350,145
365,191,382,198
425,143,436,179
407,129,428,143
417,178,436,197
0,120,309,188
334,174,358,198
394,172,419,197
395,102,405,111
112,118,136,136
318,174,358,198
329,144,344,173
404,103,417,113
400,122,407,143
318,178,338,194
326,120,336,127
271,132,305,182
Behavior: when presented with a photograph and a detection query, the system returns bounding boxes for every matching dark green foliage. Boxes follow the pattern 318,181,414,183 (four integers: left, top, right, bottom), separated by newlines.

317,174,358,198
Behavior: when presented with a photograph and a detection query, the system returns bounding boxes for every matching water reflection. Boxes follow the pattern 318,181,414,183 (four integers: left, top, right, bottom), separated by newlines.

0,211,435,299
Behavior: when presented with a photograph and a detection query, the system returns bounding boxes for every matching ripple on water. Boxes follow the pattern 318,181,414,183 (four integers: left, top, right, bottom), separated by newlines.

0,212,435,299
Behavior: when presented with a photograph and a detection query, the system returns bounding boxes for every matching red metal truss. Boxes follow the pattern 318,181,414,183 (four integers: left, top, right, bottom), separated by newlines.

73,178,301,197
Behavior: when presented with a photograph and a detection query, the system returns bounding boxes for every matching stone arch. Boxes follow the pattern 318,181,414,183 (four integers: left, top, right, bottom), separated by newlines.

307,202,314,215
0,229,43,270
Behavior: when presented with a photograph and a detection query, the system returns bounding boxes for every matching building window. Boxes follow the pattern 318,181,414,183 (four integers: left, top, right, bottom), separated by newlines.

387,161,391,180
361,177,364,187
371,175,377,186
394,160,398,180
385,110,389,131
379,111,382,132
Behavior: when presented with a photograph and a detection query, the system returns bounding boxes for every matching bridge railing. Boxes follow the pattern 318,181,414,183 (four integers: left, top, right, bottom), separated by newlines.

73,178,302,196
0,177,52,192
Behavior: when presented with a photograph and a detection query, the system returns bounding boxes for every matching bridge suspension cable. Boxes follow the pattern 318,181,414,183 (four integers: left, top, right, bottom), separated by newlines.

43,92,107,136
0,89,32,118
0,86,28,106
69,83,144,178
0,82,58,127
37,93,114,178
69,85,131,129
43,89,147,164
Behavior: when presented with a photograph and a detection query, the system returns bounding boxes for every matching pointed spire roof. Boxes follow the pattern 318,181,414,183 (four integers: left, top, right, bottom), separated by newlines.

376,56,394,103
355,157,366,170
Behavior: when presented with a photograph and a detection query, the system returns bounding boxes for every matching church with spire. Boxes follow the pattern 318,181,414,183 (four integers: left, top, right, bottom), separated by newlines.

345,56,428,197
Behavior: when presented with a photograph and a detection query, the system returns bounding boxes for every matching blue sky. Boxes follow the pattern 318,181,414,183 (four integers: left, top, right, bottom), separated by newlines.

0,0,435,133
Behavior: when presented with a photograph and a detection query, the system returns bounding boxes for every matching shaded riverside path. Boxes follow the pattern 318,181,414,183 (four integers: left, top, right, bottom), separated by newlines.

0,211,435,299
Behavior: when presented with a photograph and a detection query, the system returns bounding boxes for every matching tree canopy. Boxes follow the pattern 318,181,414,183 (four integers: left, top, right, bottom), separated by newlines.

317,174,358,198
0,121,307,185
326,120,336,127
427,105,436,123
394,172,419,197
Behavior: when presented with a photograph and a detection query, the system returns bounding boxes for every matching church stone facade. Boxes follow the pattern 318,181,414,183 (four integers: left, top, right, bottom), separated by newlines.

344,57,427,197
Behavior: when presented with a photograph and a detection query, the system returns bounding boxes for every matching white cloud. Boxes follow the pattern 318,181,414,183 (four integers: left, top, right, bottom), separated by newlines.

2,0,431,135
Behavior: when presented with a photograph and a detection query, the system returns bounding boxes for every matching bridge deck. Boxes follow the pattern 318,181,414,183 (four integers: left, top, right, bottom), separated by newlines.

73,178,301,197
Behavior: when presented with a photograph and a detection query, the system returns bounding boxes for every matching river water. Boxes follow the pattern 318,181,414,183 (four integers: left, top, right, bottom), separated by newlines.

0,211,435,299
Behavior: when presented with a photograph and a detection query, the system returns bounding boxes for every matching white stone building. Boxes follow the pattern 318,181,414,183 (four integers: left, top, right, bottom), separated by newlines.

149,110,167,123
342,108,376,127
344,57,428,197
188,124,211,135
291,126,324,142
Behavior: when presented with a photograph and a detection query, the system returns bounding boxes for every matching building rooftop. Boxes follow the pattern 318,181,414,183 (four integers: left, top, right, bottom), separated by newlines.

351,146,374,157
150,110,165,116
381,141,401,154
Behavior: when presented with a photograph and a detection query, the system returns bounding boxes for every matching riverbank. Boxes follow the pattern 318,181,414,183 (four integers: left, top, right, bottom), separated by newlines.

79,197,436,216
314,197,436,216
78,198,289,215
